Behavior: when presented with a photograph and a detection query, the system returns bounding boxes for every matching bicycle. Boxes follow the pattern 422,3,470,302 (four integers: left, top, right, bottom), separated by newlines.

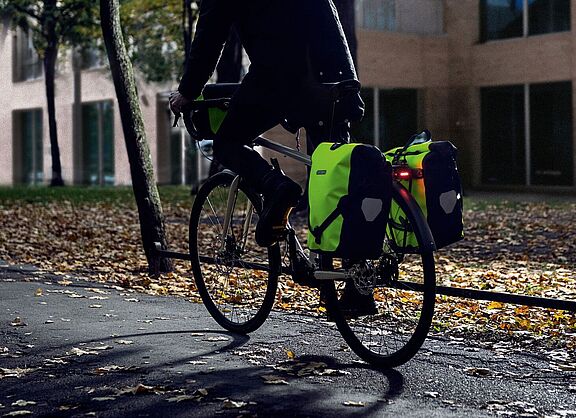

178,80,437,368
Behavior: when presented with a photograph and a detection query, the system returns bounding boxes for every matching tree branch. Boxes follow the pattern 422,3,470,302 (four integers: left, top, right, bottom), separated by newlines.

9,3,41,22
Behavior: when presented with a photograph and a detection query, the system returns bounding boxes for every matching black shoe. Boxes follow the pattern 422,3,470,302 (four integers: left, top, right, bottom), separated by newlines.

255,171,302,247
337,284,378,318
321,283,378,321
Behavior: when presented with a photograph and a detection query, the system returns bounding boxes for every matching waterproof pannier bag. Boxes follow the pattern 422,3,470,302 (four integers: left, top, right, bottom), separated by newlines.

188,83,239,139
308,142,392,259
383,138,463,250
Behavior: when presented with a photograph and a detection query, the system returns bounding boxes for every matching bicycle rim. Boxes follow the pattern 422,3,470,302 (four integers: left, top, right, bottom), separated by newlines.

325,192,436,368
189,172,279,334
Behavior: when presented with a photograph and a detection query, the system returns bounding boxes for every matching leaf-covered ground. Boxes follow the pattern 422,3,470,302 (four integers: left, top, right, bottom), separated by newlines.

0,187,575,351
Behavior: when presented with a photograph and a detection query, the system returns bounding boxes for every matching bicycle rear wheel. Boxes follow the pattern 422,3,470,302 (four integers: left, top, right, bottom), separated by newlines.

324,185,436,368
189,171,280,334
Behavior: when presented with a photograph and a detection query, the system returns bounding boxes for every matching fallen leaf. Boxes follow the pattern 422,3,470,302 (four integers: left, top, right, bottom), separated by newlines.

67,347,100,356
116,384,161,396
90,345,112,351
0,367,37,379
3,411,33,417
92,365,136,375
11,400,36,407
343,401,365,407
487,301,504,310
58,405,79,411
194,388,208,397
167,395,196,403
261,374,289,385
88,288,109,294
222,399,247,409
10,317,26,327
35,288,43,297
465,367,491,377
203,336,229,342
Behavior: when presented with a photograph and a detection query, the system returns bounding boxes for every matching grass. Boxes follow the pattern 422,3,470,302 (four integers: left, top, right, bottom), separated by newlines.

0,185,573,209
0,185,194,206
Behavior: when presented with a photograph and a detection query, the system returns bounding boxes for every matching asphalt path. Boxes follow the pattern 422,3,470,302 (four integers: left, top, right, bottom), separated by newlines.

1,265,575,417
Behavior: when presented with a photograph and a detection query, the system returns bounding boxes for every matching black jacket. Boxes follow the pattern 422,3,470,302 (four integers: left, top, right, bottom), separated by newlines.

178,0,359,102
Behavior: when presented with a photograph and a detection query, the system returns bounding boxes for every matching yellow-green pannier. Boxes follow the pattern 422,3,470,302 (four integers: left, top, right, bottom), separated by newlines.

308,142,393,259
384,133,463,250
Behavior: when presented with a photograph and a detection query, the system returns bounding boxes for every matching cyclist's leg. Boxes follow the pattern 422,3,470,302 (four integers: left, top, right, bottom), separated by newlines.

211,90,280,188
211,72,302,246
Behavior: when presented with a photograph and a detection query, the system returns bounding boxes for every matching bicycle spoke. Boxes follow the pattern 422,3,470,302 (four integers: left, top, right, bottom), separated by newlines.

190,172,279,334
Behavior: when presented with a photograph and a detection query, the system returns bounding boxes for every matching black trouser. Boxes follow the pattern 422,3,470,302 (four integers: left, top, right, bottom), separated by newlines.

212,71,350,193
212,71,291,192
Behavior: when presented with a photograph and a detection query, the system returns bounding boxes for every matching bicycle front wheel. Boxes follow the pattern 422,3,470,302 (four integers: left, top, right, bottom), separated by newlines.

324,184,436,368
189,171,280,334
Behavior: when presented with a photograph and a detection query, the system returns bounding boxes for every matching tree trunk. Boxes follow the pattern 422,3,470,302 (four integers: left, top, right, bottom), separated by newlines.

100,0,173,274
182,0,194,70
43,1,64,187
332,0,358,67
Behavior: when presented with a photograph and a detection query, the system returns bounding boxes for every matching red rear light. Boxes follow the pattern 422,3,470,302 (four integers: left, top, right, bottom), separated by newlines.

395,169,412,180
393,167,423,180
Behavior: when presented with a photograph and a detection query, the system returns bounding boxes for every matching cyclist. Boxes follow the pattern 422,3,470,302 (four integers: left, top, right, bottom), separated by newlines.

170,0,364,248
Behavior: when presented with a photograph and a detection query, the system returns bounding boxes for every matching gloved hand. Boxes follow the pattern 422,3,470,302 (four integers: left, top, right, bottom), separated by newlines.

169,91,192,114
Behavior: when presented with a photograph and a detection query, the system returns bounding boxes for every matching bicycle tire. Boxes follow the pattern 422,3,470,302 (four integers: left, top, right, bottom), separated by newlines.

189,171,280,334
323,184,436,368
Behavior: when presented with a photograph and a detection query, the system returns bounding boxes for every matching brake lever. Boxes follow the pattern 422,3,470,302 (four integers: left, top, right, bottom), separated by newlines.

172,112,181,127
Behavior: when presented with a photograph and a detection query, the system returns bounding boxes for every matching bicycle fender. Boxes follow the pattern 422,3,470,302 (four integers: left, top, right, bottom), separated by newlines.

392,182,437,253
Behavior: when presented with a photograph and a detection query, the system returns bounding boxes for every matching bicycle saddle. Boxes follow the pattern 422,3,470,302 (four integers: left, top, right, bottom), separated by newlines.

202,83,240,99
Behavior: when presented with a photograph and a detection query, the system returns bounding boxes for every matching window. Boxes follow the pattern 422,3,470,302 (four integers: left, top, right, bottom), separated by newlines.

379,89,418,149
350,87,418,150
481,82,573,186
80,101,114,185
529,0,571,35
530,82,573,185
480,0,570,41
13,109,43,185
481,86,526,184
13,29,43,82
80,46,106,70
356,0,444,35
356,0,396,31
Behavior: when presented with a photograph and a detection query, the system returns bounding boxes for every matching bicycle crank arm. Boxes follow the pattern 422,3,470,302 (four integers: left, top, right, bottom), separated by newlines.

314,270,349,281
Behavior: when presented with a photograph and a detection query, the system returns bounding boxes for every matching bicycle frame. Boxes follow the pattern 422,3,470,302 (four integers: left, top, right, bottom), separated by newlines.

217,135,435,283
154,132,576,317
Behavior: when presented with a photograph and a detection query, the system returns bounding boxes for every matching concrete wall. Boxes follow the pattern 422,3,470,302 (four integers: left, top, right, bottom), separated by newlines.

0,22,16,184
0,26,169,186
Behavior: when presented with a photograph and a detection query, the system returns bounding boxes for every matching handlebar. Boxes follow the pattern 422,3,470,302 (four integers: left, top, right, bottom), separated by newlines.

172,97,232,135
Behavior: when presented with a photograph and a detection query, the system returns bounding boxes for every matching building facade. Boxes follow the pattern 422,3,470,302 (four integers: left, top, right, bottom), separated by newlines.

1,0,575,192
